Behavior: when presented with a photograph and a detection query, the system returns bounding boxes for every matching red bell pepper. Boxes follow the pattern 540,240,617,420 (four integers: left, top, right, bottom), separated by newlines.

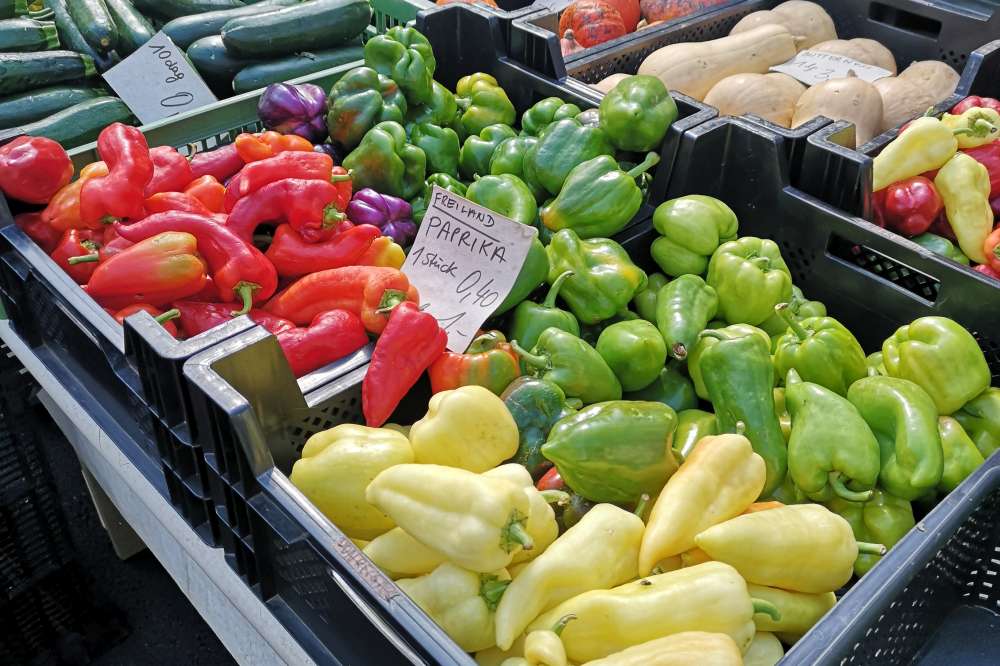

113,304,180,337
223,151,334,212
951,96,1000,115
144,146,194,197
144,191,213,216
184,175,226,213
40,162,109,232
276,309,369,377
873,176,942,237
52,229,102,284
264,266,418,332
264,223,380,278
115,212,278,316
0,136,73,204
14,212,61,253
929,212,958,242
962,141,1000,198
173,300,295,337
190,144,244,182
974,263,1000,280
80,123,154,225
427,330,521,395
984,226,1000,273
84,231,208,309
234,131,313,163
363,301,447,427
227,178,348,244
536,467,564,492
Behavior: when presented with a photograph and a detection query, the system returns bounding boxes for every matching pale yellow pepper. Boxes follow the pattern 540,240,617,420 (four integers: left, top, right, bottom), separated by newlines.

679,547,712,568
289,424,412,540
746,584,836,634
476,635,527,666
941,107,1000,149
501,615,576,666
742,632,784,666
366,464,533,572
935,152,993,263
872,117,958,191
410,385,519,472
639,433,766,575
494,503,644,650
526,561,780,663
363,527,445,579
580,631,743,666
484,464,564,564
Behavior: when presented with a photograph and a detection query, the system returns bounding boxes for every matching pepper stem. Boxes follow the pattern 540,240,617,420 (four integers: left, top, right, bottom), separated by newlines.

479,577,511,611
155,308,180,325
230,282,258,317
322,204,347,228
376,289,409,314
626,152,660,179
752,599,782,621
671,342,687,361
551,614,577,637
698,330,727,342
830,473,873,502
543,271,574,308
633,493,651,519
67,253,99,264
505,521,534,551
749,256,771,271
539,490,570,506
857,541,888,556
775,303,809,341
330,172,352,183
510,340,550,370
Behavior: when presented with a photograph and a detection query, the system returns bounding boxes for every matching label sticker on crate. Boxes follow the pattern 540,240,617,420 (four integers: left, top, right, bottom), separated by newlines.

402,186,538,352
102,31,218,125
771,50,893,86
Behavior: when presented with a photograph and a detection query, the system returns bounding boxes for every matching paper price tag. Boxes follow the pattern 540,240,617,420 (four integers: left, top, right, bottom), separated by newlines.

402,186,538,352
770,50,893,86
103,31,217,125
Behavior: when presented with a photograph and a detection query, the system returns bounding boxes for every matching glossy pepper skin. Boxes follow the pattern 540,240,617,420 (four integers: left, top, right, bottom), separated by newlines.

409,123,460,178
595,320,667,392
632,272,667,323
910,232,970,264
52,229,101,285
873,175,943,237
707,237,792,325
190,144,244,182
758,286,826,341
427,331,521,396
524,118,613,197
940,107,1000,149
144,146,193,197
363,527,445,579
14,212,60,253
0,135,72,204
545,230,647,325
489,135,545,202
772,307,868,396
234,131,313,162
961,140,1000,198
228,178,348,244
882,316,991,414
656,274,718,360
275,309,369,377
936,415,984,493
847,376,944,500
952,96,1000,114
459,123,517,179
144,191,213,216
356,235,406,269
406,80,457,127
343,121,426,199
492,238,548,317
411,172,466,224
873,117,962,191
599,75,677,152
935,153,993,264
671,409,718,461
514,327,622,405
626,363,698,413
540,152,658,239
651,195,739,277
454,73,516,138
746,584,836,636
484,464,563,565
346,188,415,246
466,174,537,226
984,225,1000,273
172,300,295,338
688,323,769,400
825,490,915,576
326,66,407,150
112,305,180,337
521,97,582,137
953,388,1000,458
223,150,334,212
183,175,226,213
364,26,436,105
507,271,580,355
585,632,743,666
501,377,577,480
81,123,154,225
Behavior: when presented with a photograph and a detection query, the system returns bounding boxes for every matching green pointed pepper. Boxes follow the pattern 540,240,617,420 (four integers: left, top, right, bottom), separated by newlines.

596,319,667,392
521,97,582,136
655,274,719,360
599,74,677,152
688,324,771,401
707,237,793,326
772,306,868,397
459,123,516,180
507,270,580,355
672,408,718,461
651,195,738,277
466,174,537,225
625,362,698,413
953,387,1000,458
363,26,436,105
523,118,613,196
632,272,668,323
937,415,984,493
512,327,622,405
408,123,460,178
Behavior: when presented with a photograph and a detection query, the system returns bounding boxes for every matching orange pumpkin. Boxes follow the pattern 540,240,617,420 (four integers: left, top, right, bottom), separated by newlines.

639,0,728,23
565,0,627,48
601,0,640,32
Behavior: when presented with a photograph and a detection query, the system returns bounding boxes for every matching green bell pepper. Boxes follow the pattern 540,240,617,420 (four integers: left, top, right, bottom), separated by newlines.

489,136,546,202
408,123,460,178
758,285,826,341
501,376,578,480
911,232,970,265
507,270,580,354
882,316,991,414
595,319,667,392
599,74,677,152
697,326,787,497
459,123,516,180
937,415,984,493
784,368,881,502
411,172,466,224
513,327,622,405
545,229,647,325
688,323,770,400
651,195,738,277
953,387,1000,458
866,351,887,377
492,237,548,317
542,401,679,503
523,118,614,197
772,307,868,397
770,473,808,505
326,66,407,150
539,152,659,239
363,26,436,105
342,121,426,199
632,272,668,323
672,408,718,461
655,274,719,361
455,73,516,137
707,237,793,326
773,387,791,441
625,362,698,413
406,80,457,127
466,174,537,225
847,376,944,500
576,108,600,128
826,490,915,576
521,97,582,136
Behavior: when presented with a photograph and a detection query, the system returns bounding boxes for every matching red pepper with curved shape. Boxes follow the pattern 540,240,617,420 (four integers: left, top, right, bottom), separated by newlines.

227,178,348,244
184,175,227,213
14,212,61,253
277,309,369,377
223,151,333,212
264,223,380,278
52,229,102,284
173,300,295,337
115,212,278,316
873,176,943,237
145,191,213,215
190,144,244,181
144,146,194,196
234,131,313,163
41,162,109,232
80,123,154,225
962,141,1000,198
113,304,180,337
0,136,73,204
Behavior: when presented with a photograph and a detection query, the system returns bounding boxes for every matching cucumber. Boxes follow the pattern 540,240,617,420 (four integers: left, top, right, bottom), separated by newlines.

233,44,363,93
0,50,96,95
221,0,371,58
0,84,105,128
136,0,248,20
19,96,134,146
187,34,260,88
67,0,117,54
1,1,29,20
103,0,153,55
163,0,298,49
0,18,60,52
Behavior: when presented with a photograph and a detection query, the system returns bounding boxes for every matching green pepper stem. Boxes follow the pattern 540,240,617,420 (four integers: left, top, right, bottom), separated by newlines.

543,271,574,309
633,493,651,519
375,289,409,314
67,253,99,265
330,172,352,183
627,152,660,179
479,577,511,611
506,521,534,551
565,397,583,410
510,340,549,370
155,308,180,325
752,599,782,621
551,614,577,637
733,421,747,436
830,473,873,502
323,204,347,228
775,302,809,341
698,330,727,342
230,282,258,317
749,256,771,271
857,542,887,556
539,490,570,506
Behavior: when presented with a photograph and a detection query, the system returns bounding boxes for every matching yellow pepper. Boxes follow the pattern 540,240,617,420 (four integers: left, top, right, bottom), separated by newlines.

476,635,527,666
410,385,519,472
289,424,413,539
940,107,1000,149
494,503,644,650
358,235,406,269
521,614,575,666
742,632,784,666
679,547,712,568
396,563,510,652
526,561,780,663
746,584,836,634
483,464,565,564
639,433,766,575
935,152,993,263
580,631,743,666
872,117,958,191
362,527,445,578
366,464,533,572
694,504,886,593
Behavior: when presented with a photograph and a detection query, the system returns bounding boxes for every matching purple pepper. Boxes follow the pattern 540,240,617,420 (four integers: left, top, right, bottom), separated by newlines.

346,188,417,246
257,83,328,144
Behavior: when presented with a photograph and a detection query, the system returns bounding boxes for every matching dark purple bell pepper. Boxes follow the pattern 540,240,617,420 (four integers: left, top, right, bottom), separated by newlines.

257,83,328,144
346,188,417,246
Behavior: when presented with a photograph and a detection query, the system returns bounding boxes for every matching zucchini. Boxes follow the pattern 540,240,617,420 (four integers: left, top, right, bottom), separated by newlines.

103,0,153,55
1,1,28,20
221,0,371,58
0,84,105,128
187,34,260,87
0,18,60,52
163,0,298,49
67,0,117,54
233,44,362,93
0,50,96,95
137,0,248,20
19,96,134,146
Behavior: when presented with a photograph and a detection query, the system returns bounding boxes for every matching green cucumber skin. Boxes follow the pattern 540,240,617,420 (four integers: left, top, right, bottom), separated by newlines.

66,0,118,54
187,34,260,87
221,0,371,58
19,96,134,146
233,44,363,93
44,0,102,63
0,51,96,95
0,18,60,52
1,1,30,20
140,0,248,20
103,0,153,55
0,84,104,128
163,0,298,49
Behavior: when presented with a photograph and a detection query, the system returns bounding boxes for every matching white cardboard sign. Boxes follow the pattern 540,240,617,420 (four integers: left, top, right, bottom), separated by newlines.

770,50,893,86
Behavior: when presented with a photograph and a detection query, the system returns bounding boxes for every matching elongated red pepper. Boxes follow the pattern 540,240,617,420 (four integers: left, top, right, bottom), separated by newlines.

536,467,564,492
173,300,295,337
14,212,61,253
41,161,109,232
962,141,1000,198
144,146,194,197
190,144,244,182
0,136,73,204
264,223,380,278
113,304,180,337
234,131,313,163
363,301,447,427
227,178,348,244
873,176,943,237
115,212,277,316
145,191,213,216
952,96,1000,115
184,175,226,213
223,151,333,212
264,266,418,332
52,229,102,284
277,309,369,377
80,123,154,225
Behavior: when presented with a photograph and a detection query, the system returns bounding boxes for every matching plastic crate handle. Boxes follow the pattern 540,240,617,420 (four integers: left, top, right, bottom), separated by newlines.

868,1,943,39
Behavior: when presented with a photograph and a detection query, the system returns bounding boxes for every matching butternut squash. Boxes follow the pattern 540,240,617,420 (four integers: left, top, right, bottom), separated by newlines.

638,24,798,101
898,60,959,103
792,75,883,146
730,1,836,50
703,72,805,127
810,38,897,74
592,73,630,94
873,76,934,133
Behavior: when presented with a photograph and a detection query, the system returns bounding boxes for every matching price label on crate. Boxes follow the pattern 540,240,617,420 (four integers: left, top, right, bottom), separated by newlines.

771,50,893,86
102,31,217,125
402,185,538,352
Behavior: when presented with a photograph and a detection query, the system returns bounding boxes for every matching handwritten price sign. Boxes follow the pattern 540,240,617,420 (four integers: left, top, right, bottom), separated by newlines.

771,50,892,87
402,186,538,352
103,32,217,125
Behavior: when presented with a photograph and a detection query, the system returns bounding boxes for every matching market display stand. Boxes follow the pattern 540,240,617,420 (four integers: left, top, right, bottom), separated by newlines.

0,320,316,666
